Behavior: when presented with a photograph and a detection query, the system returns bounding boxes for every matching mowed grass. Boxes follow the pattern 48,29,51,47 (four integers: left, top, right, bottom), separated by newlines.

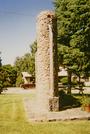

0,93,90,134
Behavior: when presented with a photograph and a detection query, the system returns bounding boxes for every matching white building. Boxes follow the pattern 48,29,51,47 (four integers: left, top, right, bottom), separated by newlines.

21,72,33,84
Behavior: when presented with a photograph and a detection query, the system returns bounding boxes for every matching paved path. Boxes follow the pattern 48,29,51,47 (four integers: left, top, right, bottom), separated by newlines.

3,87,35,94
3,87,90,94
23,97,90,122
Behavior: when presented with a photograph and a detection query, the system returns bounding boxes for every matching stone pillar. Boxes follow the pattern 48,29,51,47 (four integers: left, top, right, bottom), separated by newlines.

36,11,59,112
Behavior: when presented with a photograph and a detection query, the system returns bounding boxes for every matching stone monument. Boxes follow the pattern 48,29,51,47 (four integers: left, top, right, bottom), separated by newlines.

36,11,59,113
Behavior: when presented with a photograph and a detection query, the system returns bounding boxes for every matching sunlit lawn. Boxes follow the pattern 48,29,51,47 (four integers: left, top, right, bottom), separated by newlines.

0,93,90,134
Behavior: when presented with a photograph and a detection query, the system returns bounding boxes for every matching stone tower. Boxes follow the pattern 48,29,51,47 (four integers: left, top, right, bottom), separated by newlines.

36,11,59,113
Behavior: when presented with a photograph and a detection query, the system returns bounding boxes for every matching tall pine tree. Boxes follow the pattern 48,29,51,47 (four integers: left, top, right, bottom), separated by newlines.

54,0,90,93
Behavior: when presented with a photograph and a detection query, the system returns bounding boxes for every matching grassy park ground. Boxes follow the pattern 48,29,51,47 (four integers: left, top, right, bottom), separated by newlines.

0,89,90,134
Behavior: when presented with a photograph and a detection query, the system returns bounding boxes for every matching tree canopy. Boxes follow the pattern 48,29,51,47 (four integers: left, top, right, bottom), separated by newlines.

14,41,37,86
0,51,2,67
54,0,90,93
0,64,17,93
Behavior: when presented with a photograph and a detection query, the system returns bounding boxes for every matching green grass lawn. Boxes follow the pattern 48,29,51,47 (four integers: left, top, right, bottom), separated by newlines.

0,93,90,134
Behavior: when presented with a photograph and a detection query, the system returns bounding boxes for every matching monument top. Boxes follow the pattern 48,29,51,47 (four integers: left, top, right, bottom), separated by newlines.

37,10,56,20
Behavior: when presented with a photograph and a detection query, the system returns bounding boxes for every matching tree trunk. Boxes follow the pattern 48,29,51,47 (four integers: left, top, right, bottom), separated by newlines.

0,89,2,94
67,70,72,94
78,75,83,94
78,75,81,88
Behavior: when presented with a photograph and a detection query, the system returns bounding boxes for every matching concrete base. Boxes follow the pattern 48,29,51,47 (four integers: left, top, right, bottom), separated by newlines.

49,97,59,111
24,98,90,122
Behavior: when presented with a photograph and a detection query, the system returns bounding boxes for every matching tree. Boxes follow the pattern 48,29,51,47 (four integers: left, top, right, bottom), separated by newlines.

0,51,2,67
0,53,3,93
54,0,90,93
0,64,17,94
30,41,37,55
29,41,37,75
14,41,37,86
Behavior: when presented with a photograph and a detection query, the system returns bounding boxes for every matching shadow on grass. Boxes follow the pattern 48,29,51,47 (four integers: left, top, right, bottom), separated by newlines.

58,90,81,111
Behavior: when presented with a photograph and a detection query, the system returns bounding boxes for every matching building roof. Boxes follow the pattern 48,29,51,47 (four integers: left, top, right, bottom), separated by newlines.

21,72,32,78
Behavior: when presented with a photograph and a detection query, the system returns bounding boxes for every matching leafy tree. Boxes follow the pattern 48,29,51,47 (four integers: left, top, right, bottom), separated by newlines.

16,74,24,87
0,64,17,93
0,52,2,67
30,41,37,55
54,0,90,93
14,41,37,86
1,65,17,86
0,53,3,93
29,41,37,75
0,70,3,94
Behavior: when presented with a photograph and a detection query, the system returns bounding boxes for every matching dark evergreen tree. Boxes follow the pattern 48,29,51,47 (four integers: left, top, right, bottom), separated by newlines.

54,0,90,93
